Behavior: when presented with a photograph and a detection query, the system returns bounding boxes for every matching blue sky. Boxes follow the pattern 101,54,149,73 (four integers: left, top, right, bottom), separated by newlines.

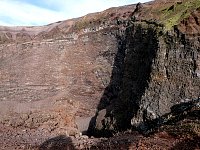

0,0,151,26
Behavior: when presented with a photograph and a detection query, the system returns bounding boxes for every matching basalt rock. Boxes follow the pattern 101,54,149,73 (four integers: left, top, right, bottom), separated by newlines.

90,0,200,136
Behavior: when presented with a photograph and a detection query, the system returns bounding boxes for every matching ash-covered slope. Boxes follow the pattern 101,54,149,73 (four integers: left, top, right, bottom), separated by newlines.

0,0,200,149
0,3,138,148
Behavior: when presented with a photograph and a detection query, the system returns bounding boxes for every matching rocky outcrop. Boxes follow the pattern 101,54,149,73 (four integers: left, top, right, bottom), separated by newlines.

91,20,200,135
90,0,200,135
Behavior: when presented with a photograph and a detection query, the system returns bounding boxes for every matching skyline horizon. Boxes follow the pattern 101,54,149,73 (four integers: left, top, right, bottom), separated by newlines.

0,0,151,26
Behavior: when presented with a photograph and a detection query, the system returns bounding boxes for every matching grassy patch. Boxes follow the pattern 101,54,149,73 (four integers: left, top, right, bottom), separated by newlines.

158,0,200,30
73,12,108,31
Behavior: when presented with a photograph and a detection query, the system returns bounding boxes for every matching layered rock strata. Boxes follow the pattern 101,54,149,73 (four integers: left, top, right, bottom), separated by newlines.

0,0,200,148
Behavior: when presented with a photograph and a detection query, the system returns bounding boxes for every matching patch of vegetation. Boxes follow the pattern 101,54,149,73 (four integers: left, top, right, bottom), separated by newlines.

73,13,109,31
158,0,200,30
74,19,91,30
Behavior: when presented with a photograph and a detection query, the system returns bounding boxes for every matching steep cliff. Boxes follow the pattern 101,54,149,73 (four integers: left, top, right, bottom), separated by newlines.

0,0,199,149
91,0,200,136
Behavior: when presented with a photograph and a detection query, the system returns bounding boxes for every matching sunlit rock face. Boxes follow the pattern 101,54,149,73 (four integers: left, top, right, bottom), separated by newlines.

0,4,136,142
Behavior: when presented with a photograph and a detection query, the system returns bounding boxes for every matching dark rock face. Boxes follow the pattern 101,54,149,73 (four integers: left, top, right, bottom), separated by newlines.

132,28,200,130
92,21,200,135
116,25,159,130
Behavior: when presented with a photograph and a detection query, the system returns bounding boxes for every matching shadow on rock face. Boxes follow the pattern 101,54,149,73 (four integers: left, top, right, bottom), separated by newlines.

39,135,75,150
87,24,158,137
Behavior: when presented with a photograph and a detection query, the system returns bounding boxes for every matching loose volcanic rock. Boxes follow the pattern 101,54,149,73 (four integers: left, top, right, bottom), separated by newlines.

0,0,200,149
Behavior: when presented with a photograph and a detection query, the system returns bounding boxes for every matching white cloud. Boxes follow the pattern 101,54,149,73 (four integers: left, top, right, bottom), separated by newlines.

0,0,151,26
0,0,66,26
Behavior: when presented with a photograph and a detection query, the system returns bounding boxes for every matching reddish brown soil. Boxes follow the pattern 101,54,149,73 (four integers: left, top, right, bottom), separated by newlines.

0,0,200,149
